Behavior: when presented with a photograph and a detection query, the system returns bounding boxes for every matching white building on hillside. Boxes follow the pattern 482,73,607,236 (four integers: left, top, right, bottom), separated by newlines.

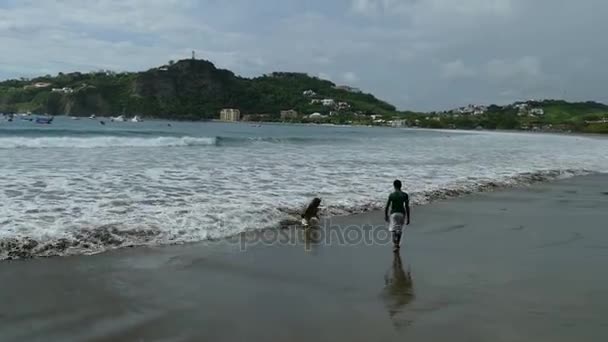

220,108,241,121
337,101,350,110
33,82,51,88
321,99,335,106
308,112,328,121
52,87,74,94
391,120,407,127
530,108,545,116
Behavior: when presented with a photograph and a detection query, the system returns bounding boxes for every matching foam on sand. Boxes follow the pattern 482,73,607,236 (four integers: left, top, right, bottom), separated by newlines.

0,169,593,260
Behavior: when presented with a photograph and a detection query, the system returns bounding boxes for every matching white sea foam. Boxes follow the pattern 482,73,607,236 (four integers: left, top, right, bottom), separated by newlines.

1,125,608,259
0,136,217,149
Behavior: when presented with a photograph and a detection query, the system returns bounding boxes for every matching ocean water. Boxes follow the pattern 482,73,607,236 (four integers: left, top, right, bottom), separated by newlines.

1,117,607,259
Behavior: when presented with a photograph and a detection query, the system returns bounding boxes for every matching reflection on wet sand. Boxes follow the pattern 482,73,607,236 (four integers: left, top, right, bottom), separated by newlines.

304,227,322,252
383,252,414,329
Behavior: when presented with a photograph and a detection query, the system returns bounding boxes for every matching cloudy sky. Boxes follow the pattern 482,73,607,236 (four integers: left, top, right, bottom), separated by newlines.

1,0,607,111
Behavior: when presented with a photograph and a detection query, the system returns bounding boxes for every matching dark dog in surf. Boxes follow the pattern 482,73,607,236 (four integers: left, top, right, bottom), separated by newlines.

301,197,322,227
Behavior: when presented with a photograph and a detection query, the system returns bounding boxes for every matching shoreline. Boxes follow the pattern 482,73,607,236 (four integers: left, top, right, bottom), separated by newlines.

400,126,608,138
1,174,607,341
0,168,596,261
212,120,608,136
8,115,607,136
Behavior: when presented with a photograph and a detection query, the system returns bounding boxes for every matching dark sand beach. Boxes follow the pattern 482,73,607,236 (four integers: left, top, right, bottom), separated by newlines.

1,174,607,342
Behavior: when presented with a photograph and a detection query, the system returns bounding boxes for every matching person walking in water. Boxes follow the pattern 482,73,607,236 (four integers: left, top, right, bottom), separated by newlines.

385,180,410,252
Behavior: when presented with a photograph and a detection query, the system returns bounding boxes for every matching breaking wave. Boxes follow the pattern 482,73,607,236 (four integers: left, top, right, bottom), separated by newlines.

314,169,594,216
0,168,594,260
0,135,358,149
215,136,354,145
0,136,218,149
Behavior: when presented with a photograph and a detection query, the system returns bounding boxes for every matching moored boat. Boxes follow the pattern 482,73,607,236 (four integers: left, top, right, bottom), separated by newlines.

35,116,54,124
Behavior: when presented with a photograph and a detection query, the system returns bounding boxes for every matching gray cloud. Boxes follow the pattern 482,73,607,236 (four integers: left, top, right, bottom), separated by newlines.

440,60,477,79
1,0,607,111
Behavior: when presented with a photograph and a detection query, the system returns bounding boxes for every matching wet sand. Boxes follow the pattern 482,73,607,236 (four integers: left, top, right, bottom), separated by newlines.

1,174,607,341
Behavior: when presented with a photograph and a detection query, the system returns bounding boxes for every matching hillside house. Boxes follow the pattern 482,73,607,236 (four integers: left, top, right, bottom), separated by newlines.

391,120,407,127
25,82,52,89
307,113,328,122
52,87,74,94
321,99,336,107
337,102,350,110
529,108,545,116
220,108,241,121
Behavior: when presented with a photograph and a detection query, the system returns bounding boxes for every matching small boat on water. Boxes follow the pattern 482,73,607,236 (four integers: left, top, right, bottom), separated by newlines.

112,115,126,122
35,116,54,124
130,115,143,122
71,116,80,120
89,114,97,120
2,113,15,122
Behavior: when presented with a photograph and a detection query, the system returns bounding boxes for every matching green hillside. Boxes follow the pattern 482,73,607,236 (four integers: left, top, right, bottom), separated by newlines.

0,59,396,120
403,100,608,134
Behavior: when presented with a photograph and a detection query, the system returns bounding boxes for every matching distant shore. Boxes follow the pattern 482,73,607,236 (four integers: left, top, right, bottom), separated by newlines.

206,117,607,135
409,126,608,139
4,113,606,134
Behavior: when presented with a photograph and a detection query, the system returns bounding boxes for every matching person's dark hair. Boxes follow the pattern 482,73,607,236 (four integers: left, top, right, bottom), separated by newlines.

312,197,322,207
393,180,402,189
302,198,322,219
